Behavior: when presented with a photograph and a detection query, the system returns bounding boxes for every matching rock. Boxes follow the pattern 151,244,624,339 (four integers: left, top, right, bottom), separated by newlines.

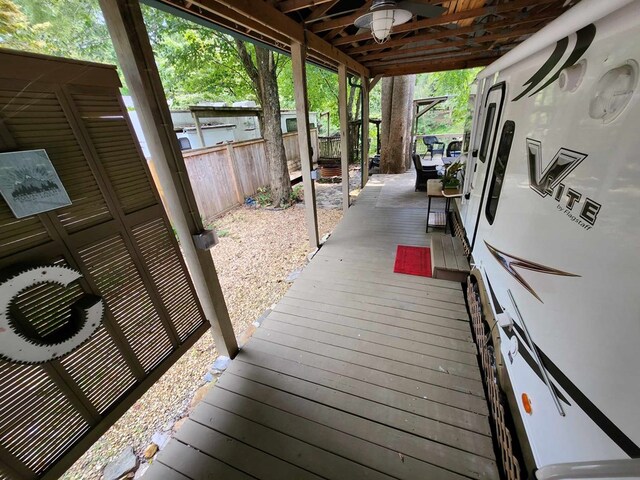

151,432,170,450
103,447,138,480
134,463,149,479
190,382,214,409
212,355,231,372
162,420,175,432
237,324,256,348
143,444,157,459
173,417,188,433
252,308,271,328
202,371,214,383
285,268,303,283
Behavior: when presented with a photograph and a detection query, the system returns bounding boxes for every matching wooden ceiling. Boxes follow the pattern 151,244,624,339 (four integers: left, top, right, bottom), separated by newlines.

152,0,581,78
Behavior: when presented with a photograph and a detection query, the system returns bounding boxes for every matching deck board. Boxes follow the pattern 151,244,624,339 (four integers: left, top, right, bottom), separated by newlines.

150,172,498,480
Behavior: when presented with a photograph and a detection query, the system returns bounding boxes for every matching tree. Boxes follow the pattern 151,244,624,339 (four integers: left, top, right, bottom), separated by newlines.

414,68,480,133
379,75,415,174
234,41,291,207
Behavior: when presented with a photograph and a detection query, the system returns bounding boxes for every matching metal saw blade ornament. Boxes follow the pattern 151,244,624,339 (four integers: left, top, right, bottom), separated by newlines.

0,265,104,363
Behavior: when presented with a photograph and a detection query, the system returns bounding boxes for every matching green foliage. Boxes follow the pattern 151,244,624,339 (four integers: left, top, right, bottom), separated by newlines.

216,229,230,238
289,184,303,204
441,160,464,189
0,0,28,42
3,0,117,62
255,186,272,207
414,68,481,134
142,7,255,108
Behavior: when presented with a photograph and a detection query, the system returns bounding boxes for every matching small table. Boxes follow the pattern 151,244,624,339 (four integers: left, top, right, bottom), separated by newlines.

426,179,462,233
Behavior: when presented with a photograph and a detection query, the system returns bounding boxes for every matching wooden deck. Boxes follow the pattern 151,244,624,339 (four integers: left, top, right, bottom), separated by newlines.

148,173,499,480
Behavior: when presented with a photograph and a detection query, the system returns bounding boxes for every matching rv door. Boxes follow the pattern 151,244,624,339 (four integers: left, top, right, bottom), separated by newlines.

465,81,506,249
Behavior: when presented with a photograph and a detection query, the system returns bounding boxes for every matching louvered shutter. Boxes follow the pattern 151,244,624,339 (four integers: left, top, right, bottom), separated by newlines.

0,49,209,480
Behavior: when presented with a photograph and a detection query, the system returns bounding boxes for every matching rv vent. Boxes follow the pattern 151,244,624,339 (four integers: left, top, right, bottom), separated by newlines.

588,60,638,123
558,60,586,93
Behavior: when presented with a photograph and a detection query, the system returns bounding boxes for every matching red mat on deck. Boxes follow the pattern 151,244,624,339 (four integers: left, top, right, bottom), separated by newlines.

393,245,432,277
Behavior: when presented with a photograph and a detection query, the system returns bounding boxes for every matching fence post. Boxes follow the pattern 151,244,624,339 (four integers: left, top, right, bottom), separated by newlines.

226,142,245,204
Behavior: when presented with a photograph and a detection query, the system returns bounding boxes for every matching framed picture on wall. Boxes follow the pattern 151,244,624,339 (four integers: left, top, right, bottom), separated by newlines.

0,149,72,218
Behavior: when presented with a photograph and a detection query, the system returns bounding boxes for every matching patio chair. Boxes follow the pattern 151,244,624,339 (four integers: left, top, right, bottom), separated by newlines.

413,154,439,191
446,140,462,157
423,135,445,158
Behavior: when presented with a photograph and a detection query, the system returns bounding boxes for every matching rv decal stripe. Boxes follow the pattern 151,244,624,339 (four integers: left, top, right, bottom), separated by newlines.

513,24,596,101
537,348,640,458
529,24,596,97
485,274,639,456
485,276,504,314
512,36,568,101
503,324,571,405
484,241,579,302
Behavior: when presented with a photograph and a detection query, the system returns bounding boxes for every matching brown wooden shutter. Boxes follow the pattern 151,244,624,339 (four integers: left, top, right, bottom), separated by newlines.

0,49,209,480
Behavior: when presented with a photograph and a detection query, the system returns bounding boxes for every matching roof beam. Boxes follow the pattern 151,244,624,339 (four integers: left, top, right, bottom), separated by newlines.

278,0,335,14
372,52,502,76
331,0,559,45
323,1,372,41
190,0,369,76
357,16,556,63
304,0,340,23
346,8,553,55
365,44,515,68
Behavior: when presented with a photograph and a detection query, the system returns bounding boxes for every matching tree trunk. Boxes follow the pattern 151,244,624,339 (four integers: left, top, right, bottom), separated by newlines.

235,41,291,207
380,75,415,174
404,75,416,170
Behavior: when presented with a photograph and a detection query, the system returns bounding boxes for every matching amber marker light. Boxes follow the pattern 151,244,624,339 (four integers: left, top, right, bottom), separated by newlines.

522,393,533,415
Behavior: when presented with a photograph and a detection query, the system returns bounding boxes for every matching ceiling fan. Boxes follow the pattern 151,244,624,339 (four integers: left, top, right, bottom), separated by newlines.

354,0,446,44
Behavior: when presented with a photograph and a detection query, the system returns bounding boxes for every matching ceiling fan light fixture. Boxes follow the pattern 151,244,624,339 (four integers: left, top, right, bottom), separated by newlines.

354,1,412,44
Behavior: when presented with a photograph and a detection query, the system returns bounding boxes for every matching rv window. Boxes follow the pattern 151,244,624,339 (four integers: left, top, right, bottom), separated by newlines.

485,120,515,224
479,103,496,163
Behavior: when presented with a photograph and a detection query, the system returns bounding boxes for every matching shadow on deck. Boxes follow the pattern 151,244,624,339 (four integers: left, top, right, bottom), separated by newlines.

148,172,498,480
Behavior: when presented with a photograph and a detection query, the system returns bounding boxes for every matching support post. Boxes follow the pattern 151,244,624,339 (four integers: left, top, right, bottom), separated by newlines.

192,111,206,148
361,74,370,188
226,142,244,204
291,41,319,248
338,63,349,213
99,0,238,358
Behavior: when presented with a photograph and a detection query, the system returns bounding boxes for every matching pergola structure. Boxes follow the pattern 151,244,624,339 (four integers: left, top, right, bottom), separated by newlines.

146,0,580,77
97,0,579,434
0,1,580,478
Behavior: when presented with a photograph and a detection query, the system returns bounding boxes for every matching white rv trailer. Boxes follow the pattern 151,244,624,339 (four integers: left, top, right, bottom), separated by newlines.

458,0,640,478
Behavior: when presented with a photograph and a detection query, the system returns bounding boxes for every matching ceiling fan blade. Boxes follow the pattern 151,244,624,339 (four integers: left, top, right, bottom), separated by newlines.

397,1,446,18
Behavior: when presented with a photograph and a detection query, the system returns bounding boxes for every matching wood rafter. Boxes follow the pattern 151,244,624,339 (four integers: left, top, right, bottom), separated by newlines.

323,1,372,41
356,12,560,63
278,0,334,14
371,52,502,76
345,6,559,56
365,44,514,68
304,0,341,23
152,0,579,78
331,0,559,46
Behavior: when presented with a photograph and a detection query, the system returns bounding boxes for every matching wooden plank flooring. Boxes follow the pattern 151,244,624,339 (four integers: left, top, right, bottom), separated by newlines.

149,173,498,480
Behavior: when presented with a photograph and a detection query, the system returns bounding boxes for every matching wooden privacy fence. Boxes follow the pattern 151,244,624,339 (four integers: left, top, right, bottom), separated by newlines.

151,130,319,220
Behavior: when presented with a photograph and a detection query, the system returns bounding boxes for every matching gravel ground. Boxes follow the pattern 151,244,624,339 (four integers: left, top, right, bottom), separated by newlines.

62,203,343,479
